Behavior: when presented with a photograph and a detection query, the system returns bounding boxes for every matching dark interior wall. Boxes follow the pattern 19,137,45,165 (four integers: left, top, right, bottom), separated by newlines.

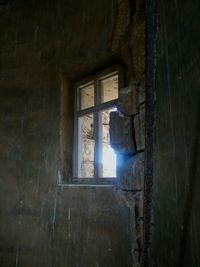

0,0,118,79
153,1,200,266
0,1,146,266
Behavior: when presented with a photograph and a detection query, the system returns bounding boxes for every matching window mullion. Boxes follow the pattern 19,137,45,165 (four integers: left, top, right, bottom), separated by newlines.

98,111,103,177
98,78,103,177
94,113,99,178
73,66,122,182
94,79,99,178
73,86,78,178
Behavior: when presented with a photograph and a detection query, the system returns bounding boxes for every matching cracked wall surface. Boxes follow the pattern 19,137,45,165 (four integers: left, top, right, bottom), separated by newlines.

110,1,145,265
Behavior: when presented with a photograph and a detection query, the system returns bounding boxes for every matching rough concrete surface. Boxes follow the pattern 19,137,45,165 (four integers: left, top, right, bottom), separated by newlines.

110,111,136,155
152,1,200,266
119,153,144,191
0,0,145,266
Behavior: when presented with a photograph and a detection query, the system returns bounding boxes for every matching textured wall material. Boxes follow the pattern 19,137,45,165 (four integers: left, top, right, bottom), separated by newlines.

0,1,134,267
153,1,200,266
110,111,136,155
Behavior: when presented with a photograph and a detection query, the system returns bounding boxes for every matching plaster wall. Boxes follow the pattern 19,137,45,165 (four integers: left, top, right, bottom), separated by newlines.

153,1,200,266
0,0,145,266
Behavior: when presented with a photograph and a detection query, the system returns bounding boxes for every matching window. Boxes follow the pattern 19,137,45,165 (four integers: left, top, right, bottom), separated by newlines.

73,66,123,185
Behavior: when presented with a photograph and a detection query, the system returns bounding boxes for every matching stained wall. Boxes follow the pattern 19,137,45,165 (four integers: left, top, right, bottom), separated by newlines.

0,0,145,266
153,1,200,266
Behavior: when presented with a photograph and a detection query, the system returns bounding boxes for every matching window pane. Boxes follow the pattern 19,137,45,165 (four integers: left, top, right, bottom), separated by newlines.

78,114,94,177
101,75,118,103
80,83,94,110
100,108,117,177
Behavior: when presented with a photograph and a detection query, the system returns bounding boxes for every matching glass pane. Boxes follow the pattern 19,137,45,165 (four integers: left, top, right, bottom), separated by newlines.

101,75,118,103
100,108,117,177
78,114,94,177
80,83,94,110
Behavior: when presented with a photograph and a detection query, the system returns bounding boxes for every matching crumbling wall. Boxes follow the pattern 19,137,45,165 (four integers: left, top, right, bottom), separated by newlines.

110,0,145,265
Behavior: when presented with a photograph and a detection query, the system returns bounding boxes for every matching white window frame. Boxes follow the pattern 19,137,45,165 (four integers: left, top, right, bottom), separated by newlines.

73,65,124,185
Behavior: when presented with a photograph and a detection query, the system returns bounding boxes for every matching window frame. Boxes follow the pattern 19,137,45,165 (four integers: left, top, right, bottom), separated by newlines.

73,65,124,186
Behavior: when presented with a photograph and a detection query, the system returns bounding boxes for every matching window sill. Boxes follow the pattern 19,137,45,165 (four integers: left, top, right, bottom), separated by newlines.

58,177,116,187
